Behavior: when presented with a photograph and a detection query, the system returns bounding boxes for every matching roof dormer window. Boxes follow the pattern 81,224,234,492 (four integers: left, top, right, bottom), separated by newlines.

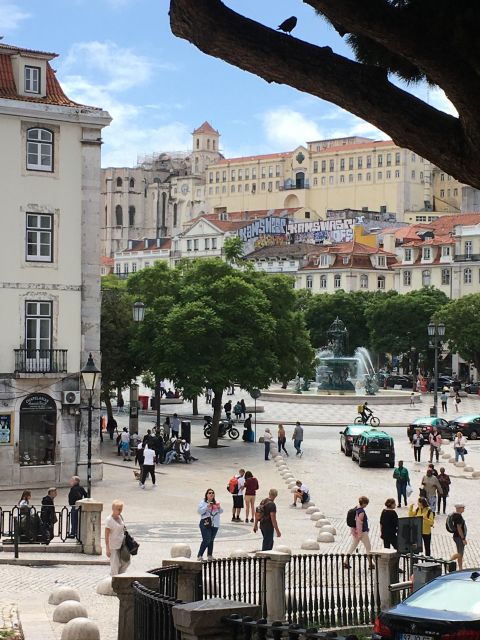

25,66,40,94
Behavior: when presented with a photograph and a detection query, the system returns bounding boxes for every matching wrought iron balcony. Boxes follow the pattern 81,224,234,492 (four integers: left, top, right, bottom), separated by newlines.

454,253,480,262
14,349,68,374
280,180,310,191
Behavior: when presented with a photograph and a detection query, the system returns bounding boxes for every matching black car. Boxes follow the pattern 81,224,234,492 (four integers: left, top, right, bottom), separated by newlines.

373,570,480,640
351,429,395,468
385,375,413,389
339,425,365,457
449,414,480,440
428,375,456,392
465,382,480,395
407,417,455,442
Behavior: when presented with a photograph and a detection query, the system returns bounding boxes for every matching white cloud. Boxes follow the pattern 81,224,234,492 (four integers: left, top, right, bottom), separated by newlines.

428,87,458,117
0,2,30,30
261,107,323,148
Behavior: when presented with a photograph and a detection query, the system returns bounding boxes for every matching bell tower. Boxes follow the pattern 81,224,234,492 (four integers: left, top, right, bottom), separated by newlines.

191,121,221,176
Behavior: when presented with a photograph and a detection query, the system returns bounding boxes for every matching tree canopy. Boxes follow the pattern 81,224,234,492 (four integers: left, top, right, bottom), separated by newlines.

436,294,480,372
169,0,480,188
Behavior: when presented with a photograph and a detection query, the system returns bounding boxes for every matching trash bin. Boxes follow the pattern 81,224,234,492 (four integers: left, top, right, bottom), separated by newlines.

247,430,255,443
138,395,149,411
429,406,436,417
412,562,442,591
181,420,191,443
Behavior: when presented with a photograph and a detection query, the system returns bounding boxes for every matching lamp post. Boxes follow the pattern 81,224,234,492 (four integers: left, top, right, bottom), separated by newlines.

427,321,446,417
81,353,100,498
130,301,146,435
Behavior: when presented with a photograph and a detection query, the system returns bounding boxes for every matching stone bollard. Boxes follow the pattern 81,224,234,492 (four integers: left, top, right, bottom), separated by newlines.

96,577,115,596
301,539,320,551
112,572,159,640
162,558,203,602
53,601,88,623
76,499,103,555
317,532,335,543
256,550,292,621
61,618,100,640
173,599,261,640
371,549,400,610
49,586,81,605
171,543,192,559
464,466,474,472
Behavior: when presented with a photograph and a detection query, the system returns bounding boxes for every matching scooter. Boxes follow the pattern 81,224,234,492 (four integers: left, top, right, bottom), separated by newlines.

203,415,240,440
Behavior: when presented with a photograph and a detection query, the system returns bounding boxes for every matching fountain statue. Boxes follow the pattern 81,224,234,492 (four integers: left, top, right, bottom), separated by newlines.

315,318,378,394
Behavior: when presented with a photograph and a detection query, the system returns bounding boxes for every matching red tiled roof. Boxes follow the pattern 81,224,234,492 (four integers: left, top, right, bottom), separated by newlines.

0,43,57,58
192,121,219,135
402,235,454,247
308,139,395,154
0,48,92,108
186,208,299,227
430,213,480,232
187,217,249,233
101,256,114,266
305,241,394,257
213,151,293,165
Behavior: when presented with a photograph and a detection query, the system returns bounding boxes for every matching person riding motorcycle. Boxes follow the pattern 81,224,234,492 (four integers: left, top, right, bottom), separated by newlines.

359,402,373,424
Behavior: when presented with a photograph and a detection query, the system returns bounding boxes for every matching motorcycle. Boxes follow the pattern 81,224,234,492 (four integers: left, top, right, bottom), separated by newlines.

203,415,240,440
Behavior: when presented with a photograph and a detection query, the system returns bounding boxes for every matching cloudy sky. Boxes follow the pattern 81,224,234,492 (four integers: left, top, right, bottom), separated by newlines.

0,0,455,167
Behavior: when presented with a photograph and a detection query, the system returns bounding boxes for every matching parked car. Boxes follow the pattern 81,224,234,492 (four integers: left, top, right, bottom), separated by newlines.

407,417,455,442
339,425,365,457
385,374,413,389
465,382,480,394
351,428,395,468
449,414,480,440
372,570,480,640
428,375,456,392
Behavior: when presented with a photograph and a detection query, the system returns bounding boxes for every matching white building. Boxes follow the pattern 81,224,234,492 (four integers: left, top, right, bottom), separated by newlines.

0,43,110,488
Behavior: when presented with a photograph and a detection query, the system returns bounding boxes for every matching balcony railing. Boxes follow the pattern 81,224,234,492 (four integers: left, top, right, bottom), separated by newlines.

14,349,68,374
454,254,480,262
280,180,310,191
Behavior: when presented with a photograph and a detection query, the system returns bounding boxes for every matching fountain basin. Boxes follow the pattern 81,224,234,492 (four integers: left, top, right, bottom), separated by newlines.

260,388,421,405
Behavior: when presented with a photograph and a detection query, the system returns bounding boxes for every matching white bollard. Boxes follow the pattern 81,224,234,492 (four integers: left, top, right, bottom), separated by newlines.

48,587,81,605
53,601,88,624
61,618,100,640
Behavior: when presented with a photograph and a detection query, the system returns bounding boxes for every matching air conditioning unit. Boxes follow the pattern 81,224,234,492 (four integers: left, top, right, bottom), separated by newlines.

62,391,80,405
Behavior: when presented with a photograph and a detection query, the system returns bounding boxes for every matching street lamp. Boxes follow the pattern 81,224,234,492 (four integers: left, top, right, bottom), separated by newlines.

132,301,145,323
427,321,446,417
132,300,161,429
81,353,100,498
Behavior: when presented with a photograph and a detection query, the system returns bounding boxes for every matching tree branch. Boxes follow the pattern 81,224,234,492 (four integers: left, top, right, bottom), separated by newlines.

169,0,480,188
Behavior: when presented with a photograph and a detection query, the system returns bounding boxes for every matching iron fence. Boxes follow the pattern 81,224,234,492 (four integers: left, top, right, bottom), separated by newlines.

223,614,359,639
286,553,380,627
148,565,180,598
202,557,268,617
0,505,81,544
133,581,183,640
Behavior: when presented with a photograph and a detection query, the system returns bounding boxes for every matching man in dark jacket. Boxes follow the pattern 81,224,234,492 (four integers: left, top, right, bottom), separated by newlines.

40,487,57,544
67,476,87,538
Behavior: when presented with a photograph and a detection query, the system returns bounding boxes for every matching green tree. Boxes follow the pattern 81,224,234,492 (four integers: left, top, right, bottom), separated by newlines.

100,282,143,418
170,1,480,188
128,259,314,446
223,235,245,264
436,294,480,372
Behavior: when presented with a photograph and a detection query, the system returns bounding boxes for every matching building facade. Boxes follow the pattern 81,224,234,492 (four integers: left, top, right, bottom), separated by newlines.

0,43,110,488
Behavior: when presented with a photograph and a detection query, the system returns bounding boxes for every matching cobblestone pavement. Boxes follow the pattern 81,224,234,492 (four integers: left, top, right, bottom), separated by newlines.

2,391,480,639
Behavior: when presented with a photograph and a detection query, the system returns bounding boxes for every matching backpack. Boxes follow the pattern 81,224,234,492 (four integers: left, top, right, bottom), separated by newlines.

446,513,456,533
227,476,239,494
346,507,357,528
357,404,363,414
255,498,270,522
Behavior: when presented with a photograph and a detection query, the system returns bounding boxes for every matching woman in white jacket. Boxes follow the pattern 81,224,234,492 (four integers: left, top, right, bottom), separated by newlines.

454,431,467,462
197,489,223,561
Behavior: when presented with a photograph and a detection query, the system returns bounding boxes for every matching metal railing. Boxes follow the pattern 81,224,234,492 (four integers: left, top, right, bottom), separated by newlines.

148,565,180,598
223,615,359,639
202,557,268,617
14,348,68,374
0,505,81,544
133,581,183,640
397,553,457,600
285,553,380,627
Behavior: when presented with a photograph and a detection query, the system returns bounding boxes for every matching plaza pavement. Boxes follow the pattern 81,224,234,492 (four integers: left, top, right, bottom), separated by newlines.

3,389,480,639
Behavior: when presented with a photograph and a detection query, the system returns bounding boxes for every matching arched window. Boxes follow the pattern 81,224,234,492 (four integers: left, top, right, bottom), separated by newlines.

320,275,327,289
161,192,167,228
360,274,369,289
196,138,200,149
27,128,53,171
116,177,122,187
213,139,216,150
173,203,178,227
296,172,305,189
19,393,57,466
334,274,341,288
306,275,313,289
128,206,135,227
115,205,123,226
422,269,431,286
129,178,135,189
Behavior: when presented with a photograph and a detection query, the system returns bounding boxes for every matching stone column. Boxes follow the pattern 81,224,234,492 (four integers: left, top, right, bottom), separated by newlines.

173,598,261,640
76,498,103,555
372,549,400,610
255,550,291,621
112,572,159,640
162,558,203,602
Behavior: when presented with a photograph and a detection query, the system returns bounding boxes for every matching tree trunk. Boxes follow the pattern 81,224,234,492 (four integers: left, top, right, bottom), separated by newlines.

209,389,223,448
192,396,198,415
104,394,113,420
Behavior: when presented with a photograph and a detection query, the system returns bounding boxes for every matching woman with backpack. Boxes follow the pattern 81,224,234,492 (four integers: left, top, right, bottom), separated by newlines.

197,488,223,561
408,496,435,556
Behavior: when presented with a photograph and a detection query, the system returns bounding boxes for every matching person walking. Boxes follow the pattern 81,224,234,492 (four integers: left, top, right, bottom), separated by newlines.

454,431,467,463
135,439,144,472
412,429,424,462
67,476,87,538
120,428,131,462
139,444,156,489
380,498,399,549
152,429,164,464
454,392,461,412
205,388,212,404
291,480,310,507
437,467,451,514
233,401,242,421
344,496,374,569
253,488,281,551
171,413,181,438
244,471,259,523
393,460,410,508
292,421,303,457
224,400,232,420
421,467,443,513
105,500,130,576
240,399,246,419
450,503,467,570
428,427,442,463
277,423,289,456
263,428,273,460
107,415,117,440
243,414,253,442
197,489,223,561
440,390,448,413
228,469,245,522
408,496,434,556
40,487,57,544
117,395,125,414
18,490,36,542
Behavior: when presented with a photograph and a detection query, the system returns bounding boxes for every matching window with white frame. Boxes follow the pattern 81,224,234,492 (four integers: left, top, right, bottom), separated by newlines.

194,239,199,251
441,268,450,285
465,241,473,257
360,274,368,289
464,268,472,284
404,248,412,261
320,275,327,289
26,213,53,262
212,237,217,250
132,262,137,273
377,275,386,289
343,256,349,265
423,247,431,260
187,239,192,252
27,128,53,171
115,263,121,274
25,301,52,355
395,152,401,165
442,246,450,257
377,255,386,267
25,66,40,93
334,274,341,288
422,269,431,286
204,238,210,250
306,275,313,289
340,175,345,183
403,270,411,286
319,254,328,266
